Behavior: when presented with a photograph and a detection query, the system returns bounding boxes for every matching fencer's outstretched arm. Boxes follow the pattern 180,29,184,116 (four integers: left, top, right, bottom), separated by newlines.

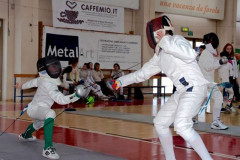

21,78,38,89
199,50,221,72
43,81,73,105
158,35,196,63
118,53,161,87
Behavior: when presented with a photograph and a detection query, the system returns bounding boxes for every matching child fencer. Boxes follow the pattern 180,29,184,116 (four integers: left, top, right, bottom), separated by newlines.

15,56,80,159
112,16,212,160
218,52,234,113
198,33,229,130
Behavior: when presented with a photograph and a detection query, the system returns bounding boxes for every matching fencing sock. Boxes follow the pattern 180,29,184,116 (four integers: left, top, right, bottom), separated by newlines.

213,106,221,121
22,123,36,138
44,118,54,149
158,131,176,160
185,131,212,160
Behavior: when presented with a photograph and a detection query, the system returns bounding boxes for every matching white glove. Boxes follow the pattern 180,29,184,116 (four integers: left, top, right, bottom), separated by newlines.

219,56,228,65
67,92,80,103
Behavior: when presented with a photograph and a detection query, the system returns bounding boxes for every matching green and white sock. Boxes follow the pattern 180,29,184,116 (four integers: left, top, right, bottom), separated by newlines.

44,118,54,150
22,123,35,138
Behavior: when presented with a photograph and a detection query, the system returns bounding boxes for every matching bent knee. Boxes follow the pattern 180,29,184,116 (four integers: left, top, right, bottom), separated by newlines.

45,109,56,119
154,121,171,135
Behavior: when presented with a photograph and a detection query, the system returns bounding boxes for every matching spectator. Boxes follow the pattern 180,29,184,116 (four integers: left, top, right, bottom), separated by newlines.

92,62,112,96
63,58,80,94
221,43,240,102
196,45,206,62
69,58,80,85
61,66,73,95
80,63,108,100
111,63,125,99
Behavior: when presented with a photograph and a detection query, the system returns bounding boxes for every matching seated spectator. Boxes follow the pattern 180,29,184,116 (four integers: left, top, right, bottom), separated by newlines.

61,66,73,95
69,58,80,85
93,62,113,96
111,63,125,99
80,63,108,100
92,62,104,82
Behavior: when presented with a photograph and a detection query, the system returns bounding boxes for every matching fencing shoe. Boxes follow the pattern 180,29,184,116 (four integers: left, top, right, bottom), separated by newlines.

42,147,60,159
211,119,228,130
225,105,232,114
18,134,36,141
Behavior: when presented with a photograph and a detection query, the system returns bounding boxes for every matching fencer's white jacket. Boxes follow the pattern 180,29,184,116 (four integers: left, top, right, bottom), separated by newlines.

218,62,233,83
22,76,71,110
118,35,209,92
198,46,221,82
231,57,239,79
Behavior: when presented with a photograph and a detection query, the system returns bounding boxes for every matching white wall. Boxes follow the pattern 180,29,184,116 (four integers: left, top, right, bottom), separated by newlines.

237,22,240,49
237,0,240,21
0,0,14,100
236,0,240,49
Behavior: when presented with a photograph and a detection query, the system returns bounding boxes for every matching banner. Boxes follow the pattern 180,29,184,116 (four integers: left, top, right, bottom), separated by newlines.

155,0,225,20
77,0,139,10
52,0,124,33
45,34,79,61
42,26,141,70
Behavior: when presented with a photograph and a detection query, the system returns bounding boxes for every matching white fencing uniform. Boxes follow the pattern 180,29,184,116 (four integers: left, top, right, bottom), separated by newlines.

22,77,72,130
118,35,209,140
198,47,223,121
218,62,234,104
218,63,233,83
79,69,105,97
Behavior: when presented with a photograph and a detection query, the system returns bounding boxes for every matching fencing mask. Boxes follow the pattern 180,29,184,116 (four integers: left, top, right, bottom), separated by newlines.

203,32,219,49
37,56,62,79
146,15,174,49
45,56,62,79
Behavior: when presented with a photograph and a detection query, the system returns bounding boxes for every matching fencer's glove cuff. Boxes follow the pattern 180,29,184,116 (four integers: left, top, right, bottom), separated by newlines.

219,56,228,65
67,92,80,103
112,80,122,90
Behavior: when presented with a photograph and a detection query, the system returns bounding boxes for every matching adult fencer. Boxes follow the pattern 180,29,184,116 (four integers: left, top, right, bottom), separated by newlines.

112,16,212,160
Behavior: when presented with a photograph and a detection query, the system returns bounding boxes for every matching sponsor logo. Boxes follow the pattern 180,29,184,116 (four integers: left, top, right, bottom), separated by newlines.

45,33,80,61
57,1,84,24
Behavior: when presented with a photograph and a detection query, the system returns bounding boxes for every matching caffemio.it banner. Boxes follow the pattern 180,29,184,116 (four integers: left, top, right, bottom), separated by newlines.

52,0,124,33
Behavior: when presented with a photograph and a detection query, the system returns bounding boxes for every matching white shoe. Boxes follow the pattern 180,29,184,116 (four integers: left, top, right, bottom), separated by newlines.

211,119,228,130
42,147,60,159
231,107,236,112
225,105,232,114
192,117,198,124
100,95,109,101
18,134,36,141
102,95,109,98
